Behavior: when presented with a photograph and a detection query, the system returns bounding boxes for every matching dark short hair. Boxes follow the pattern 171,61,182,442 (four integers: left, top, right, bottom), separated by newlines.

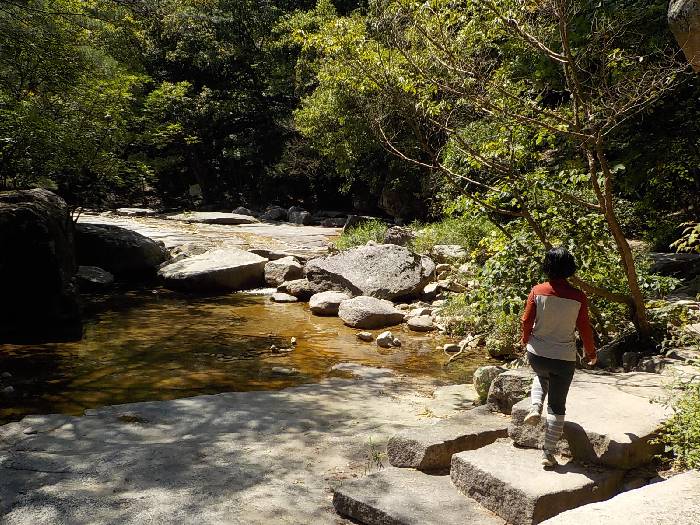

542,247,577,279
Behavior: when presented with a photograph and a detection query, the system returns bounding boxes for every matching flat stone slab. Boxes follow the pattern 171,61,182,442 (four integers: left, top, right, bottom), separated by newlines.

333,467,502,525
166,212,259,225
508,371,671,469
387,406,509,470
541,470,700,524
451,440,624,525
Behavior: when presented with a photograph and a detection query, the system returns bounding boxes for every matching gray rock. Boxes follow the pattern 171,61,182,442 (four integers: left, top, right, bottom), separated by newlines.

248,248,294,261
320,217,346,228
270,366,299,376
387,406,508,470
435,263,452,273
670,1,700,72
231,206,256,217
473,366,506,404
338,297,405,329
158,248,266,292
287,206,313,225
430,244,468,263
264,256,303,286
305,244,435,301
383,226,415,246
114,208,159,217
406,307,432,318
451,440,625,525
166,212,258,225
356,332,374,342
166,243,211,266
407,315,435,332
376,331,395,348
261,206,287,222
0,188,82,343
309,291,351,316
277,278,332,300
333,467,502,525
270,293,298,303
541,470,700,524
2,386,15,395
422,282,440,301
508,371,671,469
443,343,460,353
76,266,115,291
76,222,169,277
486,368,534,413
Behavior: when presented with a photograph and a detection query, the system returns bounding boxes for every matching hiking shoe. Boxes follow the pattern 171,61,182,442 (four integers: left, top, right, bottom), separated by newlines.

541,451,557,468
524,407,541,425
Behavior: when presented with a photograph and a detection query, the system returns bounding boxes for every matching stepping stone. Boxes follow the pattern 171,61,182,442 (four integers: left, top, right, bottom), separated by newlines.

166,212,258,225
450,440,624,525
508,371,671,469
541,470,700,524
387,406,509,470
333,467,502,525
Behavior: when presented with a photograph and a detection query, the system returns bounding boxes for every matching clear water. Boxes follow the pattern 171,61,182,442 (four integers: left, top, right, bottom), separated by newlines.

0,288,488,423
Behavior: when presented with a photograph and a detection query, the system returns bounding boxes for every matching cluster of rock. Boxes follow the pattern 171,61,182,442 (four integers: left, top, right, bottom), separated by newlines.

333,365,698,525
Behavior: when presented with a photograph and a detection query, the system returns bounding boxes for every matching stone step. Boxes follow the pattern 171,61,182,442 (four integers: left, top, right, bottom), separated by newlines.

450,440,624,525
333,467,502,525
541,470,700,524
508,371,671,469
387,406,509,470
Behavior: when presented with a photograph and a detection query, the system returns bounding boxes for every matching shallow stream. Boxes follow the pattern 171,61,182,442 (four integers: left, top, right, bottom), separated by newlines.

0,288,488,423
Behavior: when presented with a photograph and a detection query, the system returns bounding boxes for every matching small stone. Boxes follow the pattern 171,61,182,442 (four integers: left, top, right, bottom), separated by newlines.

357,332,373,342
270,345,278,352
422,282,439,301
407,315,436,332
473,365,506,403
376,331,394,348
22,427,37,435
2,386,15,394
270,292,299,303
443,343,460,353
290,337,297,346
271,367,299,376
391,337,402,347
435,263,452,273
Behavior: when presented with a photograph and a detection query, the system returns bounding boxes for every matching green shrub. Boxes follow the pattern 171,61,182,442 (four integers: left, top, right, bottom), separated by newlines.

410,215,498,259
672,222,700,254
485,311,521,359
658,377,700,471
333,220,387,250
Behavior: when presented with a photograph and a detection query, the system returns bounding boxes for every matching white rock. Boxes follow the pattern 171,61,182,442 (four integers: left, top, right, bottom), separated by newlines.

376,331,395,348
309,291,351,316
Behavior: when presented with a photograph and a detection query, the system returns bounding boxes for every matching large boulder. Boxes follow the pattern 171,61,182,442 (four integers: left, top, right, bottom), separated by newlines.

0,188,82,342
338,296,405,329
158,248,266,292
309,291,351,316
75,223,169,277
264,256,303,287
669,0,700,72
305,244,435,301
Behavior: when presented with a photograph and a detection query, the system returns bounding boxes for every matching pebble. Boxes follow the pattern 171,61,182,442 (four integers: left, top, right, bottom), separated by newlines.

443,343,460,353
357,332,373,342
271,367,299,376
290,337,297,346
376,331,394,348
22,427,37,435
391,337,402,347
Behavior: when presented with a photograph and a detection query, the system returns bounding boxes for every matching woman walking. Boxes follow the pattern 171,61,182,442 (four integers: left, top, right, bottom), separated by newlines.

521,247,597,468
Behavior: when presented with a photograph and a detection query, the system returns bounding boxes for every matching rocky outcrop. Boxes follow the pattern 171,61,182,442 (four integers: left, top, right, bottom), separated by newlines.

0,188,82,342
387,406,508,470
305,244,435,301
75,223,169,277
669,0,700,72
158,248,266,292
264,256,303,287
309,291,351,316
338,296,405,329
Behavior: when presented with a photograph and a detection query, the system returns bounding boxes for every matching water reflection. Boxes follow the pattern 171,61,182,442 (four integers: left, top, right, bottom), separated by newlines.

0,288,489,423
